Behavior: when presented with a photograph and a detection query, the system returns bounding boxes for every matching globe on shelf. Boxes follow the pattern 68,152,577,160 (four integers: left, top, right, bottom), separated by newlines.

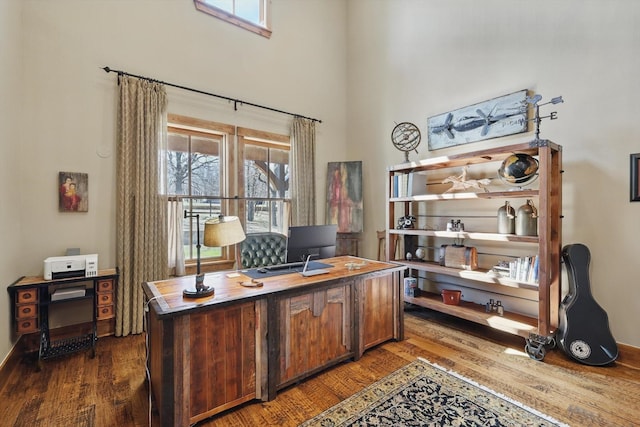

497,153,539,188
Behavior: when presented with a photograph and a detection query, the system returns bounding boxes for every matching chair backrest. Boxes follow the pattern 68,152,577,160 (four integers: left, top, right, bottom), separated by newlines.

240,232,287,268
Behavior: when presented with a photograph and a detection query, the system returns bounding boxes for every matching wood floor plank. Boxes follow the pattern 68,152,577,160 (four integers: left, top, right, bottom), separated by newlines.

1,307,639,427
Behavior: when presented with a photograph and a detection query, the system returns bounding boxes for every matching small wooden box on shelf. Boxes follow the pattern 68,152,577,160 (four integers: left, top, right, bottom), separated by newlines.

386,140,562,360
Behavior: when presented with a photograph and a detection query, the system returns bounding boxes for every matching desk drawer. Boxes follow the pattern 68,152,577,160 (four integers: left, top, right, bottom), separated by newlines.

17,289,38,304
97,279,114,292
16,304,38,319
97,305,114,319
17,318,38,333
97,292,113,306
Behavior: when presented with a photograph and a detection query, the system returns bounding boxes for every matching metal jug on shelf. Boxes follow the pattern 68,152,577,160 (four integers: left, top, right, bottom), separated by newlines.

497,201,515,234
516,199,538,236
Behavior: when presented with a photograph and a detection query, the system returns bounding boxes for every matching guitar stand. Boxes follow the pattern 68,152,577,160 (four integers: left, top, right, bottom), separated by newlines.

525,333,556,361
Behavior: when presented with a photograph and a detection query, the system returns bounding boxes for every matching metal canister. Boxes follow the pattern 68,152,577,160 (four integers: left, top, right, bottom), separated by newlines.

497,201,515,234
516,199,538,236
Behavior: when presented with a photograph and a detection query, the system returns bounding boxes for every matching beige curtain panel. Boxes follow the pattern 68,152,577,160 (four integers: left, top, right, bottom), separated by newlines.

116,76,169,336
290,117,317,226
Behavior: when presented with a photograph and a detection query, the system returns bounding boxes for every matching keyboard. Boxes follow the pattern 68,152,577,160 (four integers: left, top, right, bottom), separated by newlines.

265,262,304,271
301,269,330,277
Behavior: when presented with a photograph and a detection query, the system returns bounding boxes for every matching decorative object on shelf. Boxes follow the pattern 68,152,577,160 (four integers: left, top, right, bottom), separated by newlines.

516,199,538,236
58,172,88,212
427,89,528,150
497,153,539,188
441,289,462,305
415,247,425,260
439,245,478,270
326,161,363,233
497,201,516,234
442,167,491,193
630,153,640,202
525,93,564,142
391,122,421,162
403,277,418,297
446,219,465,232
397,215,416,229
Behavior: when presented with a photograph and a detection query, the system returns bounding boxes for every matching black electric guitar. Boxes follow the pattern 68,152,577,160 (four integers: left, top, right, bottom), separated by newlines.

558,244,618,365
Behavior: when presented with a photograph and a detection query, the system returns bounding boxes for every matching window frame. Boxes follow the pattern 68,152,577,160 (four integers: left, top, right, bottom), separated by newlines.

237,127,291,235
167,114,237,268
193,0,272,39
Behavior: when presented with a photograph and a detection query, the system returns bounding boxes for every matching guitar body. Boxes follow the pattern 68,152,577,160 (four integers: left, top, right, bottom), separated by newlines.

558,244,618,365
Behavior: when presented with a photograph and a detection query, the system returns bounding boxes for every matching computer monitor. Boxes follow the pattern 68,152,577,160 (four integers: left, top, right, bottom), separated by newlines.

286,224,338,263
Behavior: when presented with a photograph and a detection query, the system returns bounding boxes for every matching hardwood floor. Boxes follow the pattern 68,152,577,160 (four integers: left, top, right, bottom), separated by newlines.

1,307,638,426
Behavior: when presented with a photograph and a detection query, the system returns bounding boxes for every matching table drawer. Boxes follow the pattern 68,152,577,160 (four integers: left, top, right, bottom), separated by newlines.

17,289,38,304
97,305,114,319
16,304,38,319
17,318,38,333
97,292,113,306
97,279,114,293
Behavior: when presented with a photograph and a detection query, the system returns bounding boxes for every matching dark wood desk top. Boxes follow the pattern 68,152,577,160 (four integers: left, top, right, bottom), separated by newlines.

142,256,405,318
9,268,119,289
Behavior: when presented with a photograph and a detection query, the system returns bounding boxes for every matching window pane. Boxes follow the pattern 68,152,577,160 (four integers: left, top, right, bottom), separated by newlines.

235,0,261,24
184,198,223,260
245,145,269,198
190,136,220,196
207,0,232,13
245,200,286,235
270,148,289,198
167,133,190,195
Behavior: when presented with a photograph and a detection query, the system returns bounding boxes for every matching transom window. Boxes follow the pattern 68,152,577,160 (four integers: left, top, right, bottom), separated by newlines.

194,0,272,38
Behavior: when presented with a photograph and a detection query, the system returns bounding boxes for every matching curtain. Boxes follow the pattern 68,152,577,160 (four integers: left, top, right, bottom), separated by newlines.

116,76,168,336
290,117,316,226
168,199,185,276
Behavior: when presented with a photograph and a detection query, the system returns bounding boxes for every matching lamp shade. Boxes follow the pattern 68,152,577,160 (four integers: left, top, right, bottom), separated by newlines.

203,215,246,248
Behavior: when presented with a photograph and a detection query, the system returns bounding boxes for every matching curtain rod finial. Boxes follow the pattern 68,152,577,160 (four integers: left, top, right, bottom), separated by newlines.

102,66,111,73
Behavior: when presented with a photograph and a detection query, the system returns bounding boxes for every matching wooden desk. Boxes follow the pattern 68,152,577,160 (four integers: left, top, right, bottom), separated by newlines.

142,256,406,427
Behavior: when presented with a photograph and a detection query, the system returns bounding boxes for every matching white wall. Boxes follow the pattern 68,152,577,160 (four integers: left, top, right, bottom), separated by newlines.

347,0,640,347
0,0,25,364
0,0,347,362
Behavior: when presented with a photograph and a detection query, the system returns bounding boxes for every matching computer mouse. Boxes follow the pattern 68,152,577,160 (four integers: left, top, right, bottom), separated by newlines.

258,268,268,273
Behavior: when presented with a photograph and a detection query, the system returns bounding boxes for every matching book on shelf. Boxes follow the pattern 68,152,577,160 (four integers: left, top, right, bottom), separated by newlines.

392,172,426,197
498,255,539,284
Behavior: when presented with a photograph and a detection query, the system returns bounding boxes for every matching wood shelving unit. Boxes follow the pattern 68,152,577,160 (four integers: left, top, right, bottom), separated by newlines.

386,140,563,359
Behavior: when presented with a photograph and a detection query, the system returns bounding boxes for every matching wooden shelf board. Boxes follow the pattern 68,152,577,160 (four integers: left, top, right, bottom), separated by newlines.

404,292,538,338
389,229,538,244
390,189,538,202
395,260,540,291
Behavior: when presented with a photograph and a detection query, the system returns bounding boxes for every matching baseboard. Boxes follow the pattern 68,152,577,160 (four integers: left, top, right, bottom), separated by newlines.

617,343,640,370
0,337,25,390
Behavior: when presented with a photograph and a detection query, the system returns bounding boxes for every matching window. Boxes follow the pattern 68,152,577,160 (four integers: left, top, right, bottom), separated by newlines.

167,114,290,265
194,0,272,38
238,127,290,235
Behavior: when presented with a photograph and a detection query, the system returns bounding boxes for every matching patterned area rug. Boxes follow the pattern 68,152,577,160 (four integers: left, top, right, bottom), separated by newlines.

300,358,567,427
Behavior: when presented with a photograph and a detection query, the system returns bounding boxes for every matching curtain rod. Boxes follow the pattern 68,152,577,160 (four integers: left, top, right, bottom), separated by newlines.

101,66,322,123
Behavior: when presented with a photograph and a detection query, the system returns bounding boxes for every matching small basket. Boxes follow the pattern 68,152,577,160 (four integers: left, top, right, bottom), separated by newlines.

441,289,462,305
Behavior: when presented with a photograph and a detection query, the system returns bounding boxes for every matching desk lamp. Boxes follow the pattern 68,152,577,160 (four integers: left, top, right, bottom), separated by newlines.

183,213,246,298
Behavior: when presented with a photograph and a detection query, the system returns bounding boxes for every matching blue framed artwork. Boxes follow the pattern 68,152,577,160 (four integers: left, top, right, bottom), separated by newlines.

427,90,529,150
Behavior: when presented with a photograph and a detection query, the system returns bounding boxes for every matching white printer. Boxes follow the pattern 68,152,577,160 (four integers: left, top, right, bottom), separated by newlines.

43,254,98,280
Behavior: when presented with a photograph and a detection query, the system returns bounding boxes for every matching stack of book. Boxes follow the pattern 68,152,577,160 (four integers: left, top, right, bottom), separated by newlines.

510,256,539,284
492,256,539,284
392,173,426,197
